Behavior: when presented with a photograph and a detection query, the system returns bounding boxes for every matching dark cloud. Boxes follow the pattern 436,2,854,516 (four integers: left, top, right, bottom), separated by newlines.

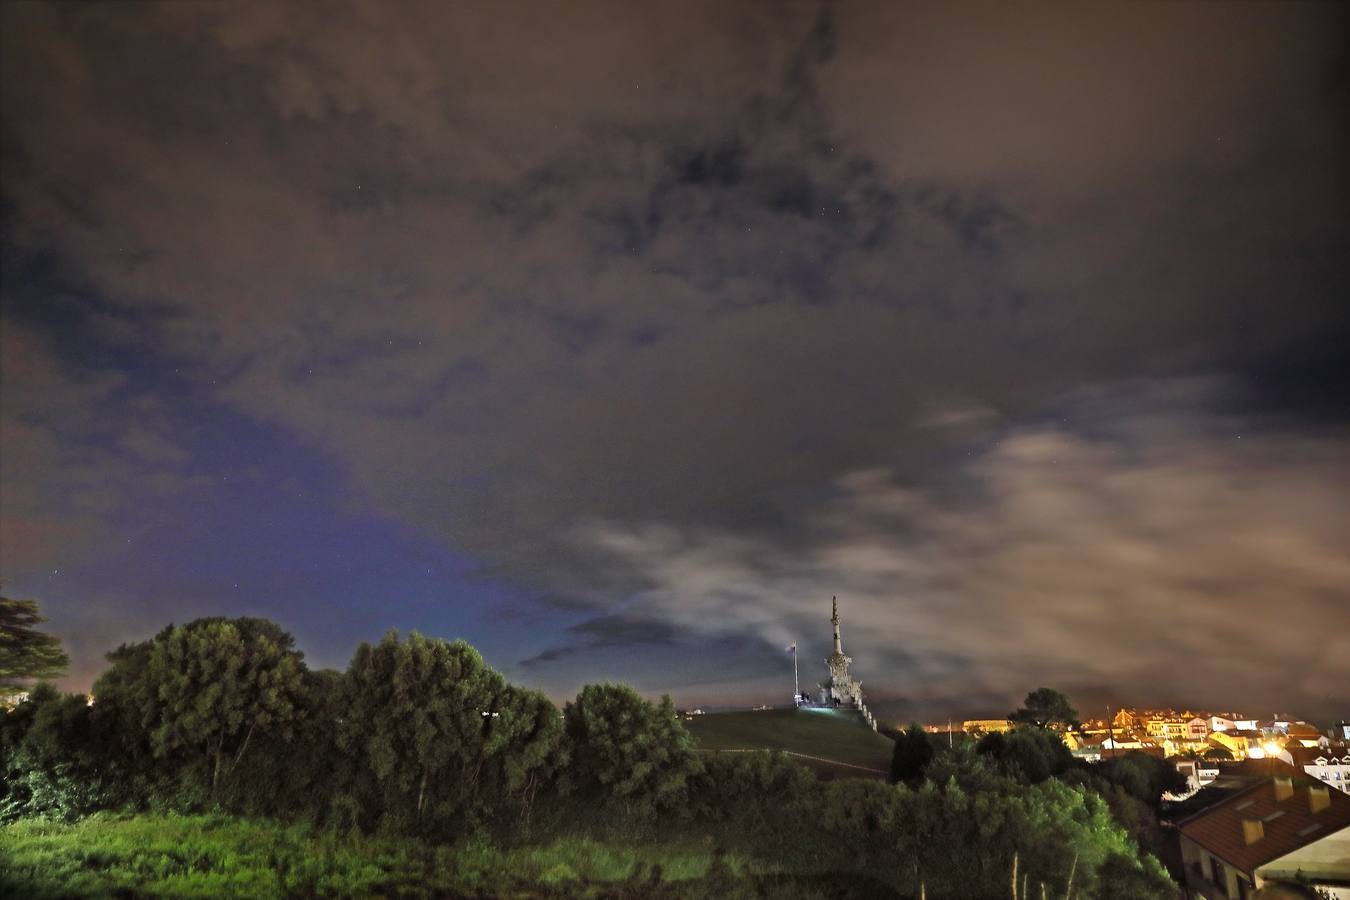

519,614,681,668
2,1,1347,716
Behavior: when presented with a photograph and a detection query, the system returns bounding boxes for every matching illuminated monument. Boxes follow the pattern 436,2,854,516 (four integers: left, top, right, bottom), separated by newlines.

818,597,873,729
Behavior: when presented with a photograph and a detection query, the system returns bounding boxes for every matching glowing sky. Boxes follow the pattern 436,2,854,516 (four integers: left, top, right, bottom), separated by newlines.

2,1,1347,720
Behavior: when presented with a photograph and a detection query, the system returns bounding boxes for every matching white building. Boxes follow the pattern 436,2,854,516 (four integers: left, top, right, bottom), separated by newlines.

1211,715,1258,733
1283,745,1350,794
1170,758,1221,801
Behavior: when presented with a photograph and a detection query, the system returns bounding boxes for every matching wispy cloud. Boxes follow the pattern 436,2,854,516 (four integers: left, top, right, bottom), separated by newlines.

553,378,1350,715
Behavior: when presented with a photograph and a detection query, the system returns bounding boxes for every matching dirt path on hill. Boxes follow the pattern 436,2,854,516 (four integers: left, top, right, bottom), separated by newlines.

696,747,887,775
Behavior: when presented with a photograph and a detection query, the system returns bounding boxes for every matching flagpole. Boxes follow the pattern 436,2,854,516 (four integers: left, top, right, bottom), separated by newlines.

793,645,799,705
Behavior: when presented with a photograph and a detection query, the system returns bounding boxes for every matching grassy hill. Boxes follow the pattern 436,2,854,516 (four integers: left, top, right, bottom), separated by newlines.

686,708,895,779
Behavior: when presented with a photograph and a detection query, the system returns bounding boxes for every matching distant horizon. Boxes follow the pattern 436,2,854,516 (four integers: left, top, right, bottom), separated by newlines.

40,614,1347,729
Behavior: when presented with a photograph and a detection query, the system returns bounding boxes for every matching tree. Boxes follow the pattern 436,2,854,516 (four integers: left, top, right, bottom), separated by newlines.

1010,688,1079,730
1095,751,1187,807
88,630,168,789
227,667,348,821
0,598,70,697
475,683,567,828
116,618,307,796
891,722,935,784
924,740,1009,795
1059,767,1164,858
563,683,701,815
977,726,1072,783
337,631,560,828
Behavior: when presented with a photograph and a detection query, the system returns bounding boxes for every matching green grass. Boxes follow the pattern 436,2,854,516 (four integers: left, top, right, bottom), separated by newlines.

0,812,903,898
0,813,736,899
686,708,894,777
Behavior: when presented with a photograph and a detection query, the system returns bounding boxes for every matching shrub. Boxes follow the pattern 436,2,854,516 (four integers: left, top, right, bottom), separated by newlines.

563,684,702,819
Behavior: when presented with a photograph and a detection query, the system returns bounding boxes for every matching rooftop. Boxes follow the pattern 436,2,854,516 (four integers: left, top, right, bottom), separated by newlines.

1286,745,1349,767
1178,774,1350,875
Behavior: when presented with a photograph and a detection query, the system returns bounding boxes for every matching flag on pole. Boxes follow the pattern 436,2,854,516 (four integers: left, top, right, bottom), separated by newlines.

785,643,796,653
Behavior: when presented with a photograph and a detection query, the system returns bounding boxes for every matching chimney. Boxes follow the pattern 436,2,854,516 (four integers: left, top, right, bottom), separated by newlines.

1309,785,1330,814
1274,776,1294,802
1242,819,1265,845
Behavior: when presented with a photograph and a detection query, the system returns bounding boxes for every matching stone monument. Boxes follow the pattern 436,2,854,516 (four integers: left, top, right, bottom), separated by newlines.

819,596,862,707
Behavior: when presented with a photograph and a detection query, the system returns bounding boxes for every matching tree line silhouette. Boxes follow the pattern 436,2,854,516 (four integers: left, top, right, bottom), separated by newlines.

1,610,1178,897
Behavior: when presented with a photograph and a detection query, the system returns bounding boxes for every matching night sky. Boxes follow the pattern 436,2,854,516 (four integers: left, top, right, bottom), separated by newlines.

2,2,1348,722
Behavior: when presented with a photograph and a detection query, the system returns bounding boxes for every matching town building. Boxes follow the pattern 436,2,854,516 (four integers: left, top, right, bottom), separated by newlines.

1070,741,1105,764
1266,718,1321,739
1177,774,1350,899
1282,745,1350,794
1211,729,1268,760
1277,721,1327,748
1171,758,1222,801
1148,715,1197,740
1171,761,1225,804
1210,715,1258,734
1114,708,1143,731
1101,735,1164,755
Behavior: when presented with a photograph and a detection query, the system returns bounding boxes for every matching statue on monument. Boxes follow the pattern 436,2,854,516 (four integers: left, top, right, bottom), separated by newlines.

818,596,863,708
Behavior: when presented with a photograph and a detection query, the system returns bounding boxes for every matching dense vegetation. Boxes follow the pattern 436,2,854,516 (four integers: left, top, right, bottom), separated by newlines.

0,609,1178,898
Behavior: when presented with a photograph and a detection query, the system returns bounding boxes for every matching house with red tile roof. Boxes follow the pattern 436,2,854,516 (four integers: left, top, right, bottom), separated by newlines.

1177,773,1350,899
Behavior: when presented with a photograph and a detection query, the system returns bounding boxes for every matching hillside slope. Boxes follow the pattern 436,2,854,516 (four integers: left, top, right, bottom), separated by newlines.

686,708,894,778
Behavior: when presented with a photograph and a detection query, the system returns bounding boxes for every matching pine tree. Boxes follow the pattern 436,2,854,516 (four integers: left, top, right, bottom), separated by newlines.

0,597,70,697
890,721,935,783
